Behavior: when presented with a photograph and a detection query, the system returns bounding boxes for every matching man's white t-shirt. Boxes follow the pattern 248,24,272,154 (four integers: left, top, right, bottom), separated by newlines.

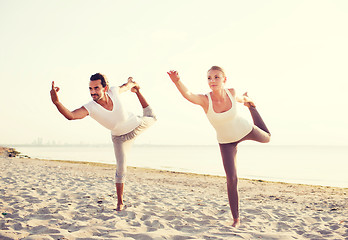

83,86,141,136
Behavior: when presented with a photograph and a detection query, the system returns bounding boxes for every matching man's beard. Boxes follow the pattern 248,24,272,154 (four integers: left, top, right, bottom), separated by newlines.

91,94,100,102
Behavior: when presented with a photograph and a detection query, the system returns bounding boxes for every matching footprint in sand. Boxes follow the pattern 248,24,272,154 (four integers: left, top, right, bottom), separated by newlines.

244,208,263,215
144,219,164,229
140,214,151,221
277,221,292,230
117,210,136,220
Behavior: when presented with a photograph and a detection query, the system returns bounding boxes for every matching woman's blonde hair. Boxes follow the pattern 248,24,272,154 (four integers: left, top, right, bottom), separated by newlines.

208,66,226,78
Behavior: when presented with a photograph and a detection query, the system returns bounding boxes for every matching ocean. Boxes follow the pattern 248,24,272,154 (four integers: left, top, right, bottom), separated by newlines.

13,144,348,188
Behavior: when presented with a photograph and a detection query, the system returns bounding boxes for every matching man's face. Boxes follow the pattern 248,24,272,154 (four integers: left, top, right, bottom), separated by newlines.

89,80,107,102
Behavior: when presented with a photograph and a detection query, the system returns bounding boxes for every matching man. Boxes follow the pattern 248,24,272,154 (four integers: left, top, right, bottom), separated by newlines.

50,73,156,211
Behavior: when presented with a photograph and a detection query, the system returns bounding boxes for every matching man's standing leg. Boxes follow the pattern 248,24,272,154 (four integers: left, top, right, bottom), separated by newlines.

116,183,124,211
111,84,156,211
112,136,133,211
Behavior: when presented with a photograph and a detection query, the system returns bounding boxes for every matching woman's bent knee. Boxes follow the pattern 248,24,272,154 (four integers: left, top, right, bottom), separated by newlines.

262,134,271,143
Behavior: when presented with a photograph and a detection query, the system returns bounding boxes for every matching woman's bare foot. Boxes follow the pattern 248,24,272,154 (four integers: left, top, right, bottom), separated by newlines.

243,92,255,108
232,218,240,228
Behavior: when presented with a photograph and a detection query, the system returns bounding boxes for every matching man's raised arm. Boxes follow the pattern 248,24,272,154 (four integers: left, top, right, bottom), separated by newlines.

50,81,88,120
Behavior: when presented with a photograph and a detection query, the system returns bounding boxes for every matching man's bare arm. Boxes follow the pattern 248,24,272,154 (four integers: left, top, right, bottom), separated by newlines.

50,81,89,120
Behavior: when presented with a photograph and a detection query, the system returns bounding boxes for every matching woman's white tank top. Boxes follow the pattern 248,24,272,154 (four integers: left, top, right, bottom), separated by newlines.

206,89,252,143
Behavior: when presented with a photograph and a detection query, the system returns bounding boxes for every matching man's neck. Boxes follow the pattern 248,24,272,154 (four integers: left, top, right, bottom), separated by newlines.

96,93,113,110
96,93,108,104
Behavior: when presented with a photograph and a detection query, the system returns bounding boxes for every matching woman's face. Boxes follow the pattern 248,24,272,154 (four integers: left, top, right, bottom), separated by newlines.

207,70,226,90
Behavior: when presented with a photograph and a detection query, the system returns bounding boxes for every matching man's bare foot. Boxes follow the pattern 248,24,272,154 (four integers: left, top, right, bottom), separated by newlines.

127,77,134,83
116,203,124,211
243,92,255,108
232,218,240,228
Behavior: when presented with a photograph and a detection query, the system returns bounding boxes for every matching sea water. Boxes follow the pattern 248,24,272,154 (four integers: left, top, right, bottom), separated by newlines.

13,144,348,188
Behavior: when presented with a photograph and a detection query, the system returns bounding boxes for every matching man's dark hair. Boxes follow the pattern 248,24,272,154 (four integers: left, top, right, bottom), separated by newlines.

90,73,109,88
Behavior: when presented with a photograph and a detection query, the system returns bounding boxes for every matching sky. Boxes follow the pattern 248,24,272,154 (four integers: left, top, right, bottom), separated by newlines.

1,0,347,146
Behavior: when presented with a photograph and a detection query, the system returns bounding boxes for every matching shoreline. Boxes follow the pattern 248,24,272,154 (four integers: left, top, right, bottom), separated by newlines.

22,157,348,190
1,156,347,239
5,145,348,189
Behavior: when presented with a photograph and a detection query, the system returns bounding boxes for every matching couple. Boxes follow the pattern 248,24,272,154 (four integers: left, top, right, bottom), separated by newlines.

50,66,270,228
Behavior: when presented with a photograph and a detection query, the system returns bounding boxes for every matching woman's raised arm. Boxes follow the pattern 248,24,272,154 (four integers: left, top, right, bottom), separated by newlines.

167,70,208,111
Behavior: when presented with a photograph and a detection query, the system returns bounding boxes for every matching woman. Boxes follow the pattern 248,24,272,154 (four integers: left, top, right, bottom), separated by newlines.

167,66,271,227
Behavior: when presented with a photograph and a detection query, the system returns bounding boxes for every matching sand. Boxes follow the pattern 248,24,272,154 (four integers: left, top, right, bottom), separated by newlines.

0,156,347,240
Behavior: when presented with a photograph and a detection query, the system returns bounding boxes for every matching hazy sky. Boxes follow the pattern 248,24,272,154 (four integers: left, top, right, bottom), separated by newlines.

1,0,347,146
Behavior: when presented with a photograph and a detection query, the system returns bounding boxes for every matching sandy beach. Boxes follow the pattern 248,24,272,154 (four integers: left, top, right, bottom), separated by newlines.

0,154,347,240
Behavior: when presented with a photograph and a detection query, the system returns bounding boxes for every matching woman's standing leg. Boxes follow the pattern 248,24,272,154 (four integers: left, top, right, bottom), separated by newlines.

219,142,240,227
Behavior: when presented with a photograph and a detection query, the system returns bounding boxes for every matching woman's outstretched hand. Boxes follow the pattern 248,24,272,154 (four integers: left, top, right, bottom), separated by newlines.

167,70,180,84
